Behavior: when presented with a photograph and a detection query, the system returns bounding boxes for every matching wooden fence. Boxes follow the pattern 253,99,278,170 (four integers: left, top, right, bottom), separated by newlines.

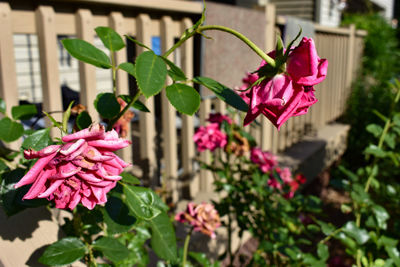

0,1,365,202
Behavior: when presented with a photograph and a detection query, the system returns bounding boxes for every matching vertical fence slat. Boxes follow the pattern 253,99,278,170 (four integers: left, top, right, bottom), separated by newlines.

0,3,19,115
137,13,157,184
0,3,20,150
180,18,197,198
36,6,63,137
109,12,133,163
76,9,98,120
346,25,355,92
261,3,276,152
161,16,178,201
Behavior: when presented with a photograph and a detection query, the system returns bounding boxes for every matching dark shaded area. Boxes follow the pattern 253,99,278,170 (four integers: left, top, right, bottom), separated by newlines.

25,244,50,267
0,207,52,241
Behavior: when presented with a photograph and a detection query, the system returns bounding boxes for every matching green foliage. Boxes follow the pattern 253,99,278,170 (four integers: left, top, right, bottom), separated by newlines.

95,27,125,52
39,237,86,266
165,84,200,115
135,51,167,98
94,93,120,119
0,117,24,142
21,128,51,151
61,39,112,69
76,111,92,130
11,104,37,120
92,236,130,263
193,76,248,112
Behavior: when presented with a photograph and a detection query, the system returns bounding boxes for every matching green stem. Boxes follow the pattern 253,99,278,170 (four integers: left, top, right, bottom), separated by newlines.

198,25,276,67
111,52,117,95
106,90,142,131
164,25,276,68
319,227,343,244
182,228,193,267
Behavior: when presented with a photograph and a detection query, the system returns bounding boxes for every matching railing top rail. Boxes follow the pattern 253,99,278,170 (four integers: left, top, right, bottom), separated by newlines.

276,15,367,37
44,0,203,14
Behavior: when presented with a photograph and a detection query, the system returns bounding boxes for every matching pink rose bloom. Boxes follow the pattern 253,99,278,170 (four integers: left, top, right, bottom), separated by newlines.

250,147,277,173
242,37,328,129
237,72,258,105
15,124,131,210
207,113,233,125
268,178,282,190
175,202,221,239
193,123,227,152
287,37,328,86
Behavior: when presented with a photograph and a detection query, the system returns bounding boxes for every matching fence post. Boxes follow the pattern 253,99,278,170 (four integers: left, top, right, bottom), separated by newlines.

109,12,133,164
161,16,179,202
262,3,276,152
345,24,355,93
137,14,157,185
180,18,198,199
76,9,98,121
36,6,63,138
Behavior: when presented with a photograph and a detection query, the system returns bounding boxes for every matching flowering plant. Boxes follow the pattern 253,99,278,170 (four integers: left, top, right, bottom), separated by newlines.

195,112,326,265
0,3,328,266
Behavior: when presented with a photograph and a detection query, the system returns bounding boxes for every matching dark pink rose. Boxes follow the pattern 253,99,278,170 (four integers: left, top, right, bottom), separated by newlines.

242,37,327,129
287,37,328,86
175,202,221,239
250,147,277,173
193,123,227,152
207,113,233,125
15,124,131,210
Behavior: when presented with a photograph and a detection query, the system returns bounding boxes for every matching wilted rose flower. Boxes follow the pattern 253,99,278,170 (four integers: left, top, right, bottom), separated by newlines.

175,202,221,239
225,131,250,156
242,37,328,129
250,147,277,172
15,124,131,210
193,123,227,152
113,98,134,138
207,113,232,125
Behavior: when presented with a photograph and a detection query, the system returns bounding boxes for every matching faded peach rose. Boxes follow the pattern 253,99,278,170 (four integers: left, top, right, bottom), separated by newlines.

175,202,221,239
225,131,250,156
113,98,134,138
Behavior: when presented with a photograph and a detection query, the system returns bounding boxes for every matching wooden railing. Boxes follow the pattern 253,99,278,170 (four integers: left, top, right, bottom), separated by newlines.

0,1,365,202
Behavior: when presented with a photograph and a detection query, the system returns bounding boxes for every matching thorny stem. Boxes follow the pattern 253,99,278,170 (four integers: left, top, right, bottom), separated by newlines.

111,52,117,95
182,228,193,267
164,25,276,68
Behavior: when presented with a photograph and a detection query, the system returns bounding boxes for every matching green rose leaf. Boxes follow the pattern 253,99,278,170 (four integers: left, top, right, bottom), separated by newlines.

0,117,24,142
39,237,86,266
119,95,150,113
317,243,329,261
189,252,212,266
316,220,335,236
372,205,389,230
0,98,6,114
22,128,51,151
94,93,120,119
364,144,386,158
120,172,140,185
1,168,48,216
103,196,136,234
149,212,178,262
161,57,187,82
95,26,125,52
93,236,130,263
126,35,152,51
135,51,167,98
76,111,92,130
166,84,200,115
366,123,383,137
11,104,37,120
122,184,168,220
61,39,112,69
62,101,74,133
118,62,136,78
193,76,248,112
343,221,370,244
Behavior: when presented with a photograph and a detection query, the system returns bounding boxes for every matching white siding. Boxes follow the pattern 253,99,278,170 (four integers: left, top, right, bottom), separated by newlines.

316,0,343,27
371,0,394,20
13,34,112,104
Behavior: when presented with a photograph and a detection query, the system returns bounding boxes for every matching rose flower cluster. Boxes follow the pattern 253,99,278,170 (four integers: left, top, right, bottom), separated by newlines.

240,37,328,129
175,202,221,239
15,124,131,210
